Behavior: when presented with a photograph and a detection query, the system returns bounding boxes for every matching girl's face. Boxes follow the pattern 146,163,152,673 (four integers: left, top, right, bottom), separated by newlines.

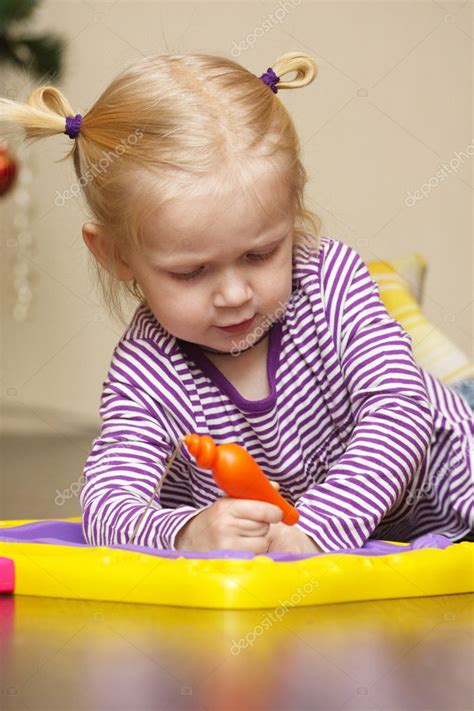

123,173,295,354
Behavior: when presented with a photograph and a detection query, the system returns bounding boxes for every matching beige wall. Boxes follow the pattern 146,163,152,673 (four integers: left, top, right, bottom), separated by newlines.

1,0,472,436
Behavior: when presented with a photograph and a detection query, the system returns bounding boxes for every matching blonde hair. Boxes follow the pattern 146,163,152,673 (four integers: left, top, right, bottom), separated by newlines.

0,51,321,327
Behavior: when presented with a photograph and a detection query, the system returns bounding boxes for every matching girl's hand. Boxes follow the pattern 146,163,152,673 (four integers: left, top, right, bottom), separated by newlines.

267,521,322,554
174,486,283,553
267,481,322,554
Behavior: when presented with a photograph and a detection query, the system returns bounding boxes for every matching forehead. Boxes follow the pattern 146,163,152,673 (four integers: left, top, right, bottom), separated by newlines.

140,173,293,258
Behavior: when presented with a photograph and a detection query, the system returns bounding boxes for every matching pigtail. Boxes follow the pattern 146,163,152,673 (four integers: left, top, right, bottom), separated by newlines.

0,85,83,146
271,52,318,91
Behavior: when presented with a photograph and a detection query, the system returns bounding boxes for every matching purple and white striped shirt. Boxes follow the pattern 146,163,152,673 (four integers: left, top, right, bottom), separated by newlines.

80,236,473,552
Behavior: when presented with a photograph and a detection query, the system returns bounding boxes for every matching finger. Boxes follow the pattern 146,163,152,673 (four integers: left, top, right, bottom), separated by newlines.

231,500,283,524
230,535,271,554
235,520,270,537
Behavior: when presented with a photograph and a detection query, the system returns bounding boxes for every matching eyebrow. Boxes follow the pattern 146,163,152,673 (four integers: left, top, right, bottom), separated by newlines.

151,230,289,270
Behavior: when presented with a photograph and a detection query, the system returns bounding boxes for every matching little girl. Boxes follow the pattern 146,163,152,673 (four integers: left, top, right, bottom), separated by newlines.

2,52,472,554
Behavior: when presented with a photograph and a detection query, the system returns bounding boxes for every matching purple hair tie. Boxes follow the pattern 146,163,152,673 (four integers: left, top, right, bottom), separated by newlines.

64,114,83,139
259,67,280,94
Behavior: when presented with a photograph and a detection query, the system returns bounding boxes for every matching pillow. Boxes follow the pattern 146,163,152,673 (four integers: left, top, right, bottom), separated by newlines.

367,254,473,386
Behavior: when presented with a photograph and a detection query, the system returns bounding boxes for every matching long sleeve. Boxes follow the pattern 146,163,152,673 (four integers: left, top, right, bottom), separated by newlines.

80,365,206,550
295,248,435,552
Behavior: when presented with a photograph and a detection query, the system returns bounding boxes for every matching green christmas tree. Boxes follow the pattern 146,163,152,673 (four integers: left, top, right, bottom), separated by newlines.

0,0,64,81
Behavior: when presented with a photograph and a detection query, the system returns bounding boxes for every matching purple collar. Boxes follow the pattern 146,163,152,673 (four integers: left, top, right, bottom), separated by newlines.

177,320,283,413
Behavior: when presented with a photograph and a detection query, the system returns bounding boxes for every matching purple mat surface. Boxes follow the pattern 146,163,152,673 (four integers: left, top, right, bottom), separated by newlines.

0,520,454,561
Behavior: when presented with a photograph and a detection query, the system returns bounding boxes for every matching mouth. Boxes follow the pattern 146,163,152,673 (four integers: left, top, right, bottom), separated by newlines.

216,315,256,334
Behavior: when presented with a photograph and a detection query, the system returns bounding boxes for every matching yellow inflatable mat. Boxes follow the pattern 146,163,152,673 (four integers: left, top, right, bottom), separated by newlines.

0,518,472,609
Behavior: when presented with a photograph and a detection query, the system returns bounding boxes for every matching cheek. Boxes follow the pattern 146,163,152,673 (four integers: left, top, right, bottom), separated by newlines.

167,287,206,321
273,252,293,289
142,272,184,303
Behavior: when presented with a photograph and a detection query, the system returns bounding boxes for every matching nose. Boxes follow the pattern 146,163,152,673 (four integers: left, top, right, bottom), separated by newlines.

212,267,253,308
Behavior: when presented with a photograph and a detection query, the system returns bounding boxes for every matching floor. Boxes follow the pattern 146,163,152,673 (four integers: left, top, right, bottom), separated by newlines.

0,592,472,711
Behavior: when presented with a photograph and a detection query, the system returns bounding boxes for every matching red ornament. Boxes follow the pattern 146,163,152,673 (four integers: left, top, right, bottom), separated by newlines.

0,144,18,197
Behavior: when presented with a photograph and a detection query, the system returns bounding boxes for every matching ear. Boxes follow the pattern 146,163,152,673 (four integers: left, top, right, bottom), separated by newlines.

82,222,134,281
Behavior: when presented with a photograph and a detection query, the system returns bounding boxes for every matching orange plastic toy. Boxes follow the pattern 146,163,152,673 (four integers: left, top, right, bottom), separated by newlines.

183,434,299,525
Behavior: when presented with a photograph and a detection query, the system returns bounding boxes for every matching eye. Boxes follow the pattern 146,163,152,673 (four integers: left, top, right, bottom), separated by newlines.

169,245,280,282
247,246,279,262
170,267,203,282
